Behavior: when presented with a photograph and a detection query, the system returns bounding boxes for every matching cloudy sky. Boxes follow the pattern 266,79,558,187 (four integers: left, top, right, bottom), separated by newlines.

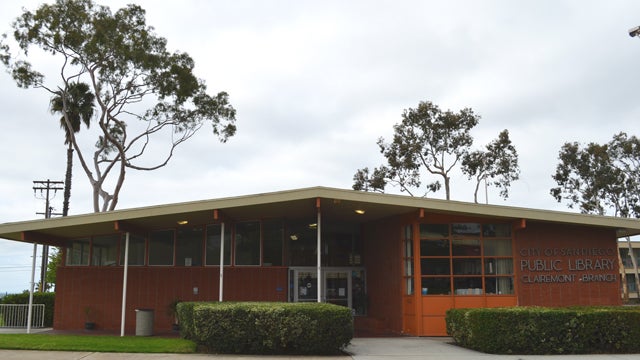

0,1,639,293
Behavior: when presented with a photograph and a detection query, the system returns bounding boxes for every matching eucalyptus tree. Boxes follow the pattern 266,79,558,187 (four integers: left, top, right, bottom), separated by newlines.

50,82,95,216
353,100,519,202
373,101,478,199
461,129,520,204
352,166,388,193
551,132,640,299
1,0,236,212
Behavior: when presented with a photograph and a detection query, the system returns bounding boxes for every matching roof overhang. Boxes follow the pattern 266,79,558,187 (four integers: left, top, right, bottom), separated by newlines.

1,186,639,244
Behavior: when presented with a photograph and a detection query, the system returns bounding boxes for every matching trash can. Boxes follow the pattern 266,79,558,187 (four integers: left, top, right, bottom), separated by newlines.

135,308,154,336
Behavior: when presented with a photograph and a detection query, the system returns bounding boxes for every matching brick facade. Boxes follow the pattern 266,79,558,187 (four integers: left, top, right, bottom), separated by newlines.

54,266,287,333
515,222,620,307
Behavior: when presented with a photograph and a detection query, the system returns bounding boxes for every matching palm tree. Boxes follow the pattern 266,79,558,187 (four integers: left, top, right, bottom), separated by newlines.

50,82,95,216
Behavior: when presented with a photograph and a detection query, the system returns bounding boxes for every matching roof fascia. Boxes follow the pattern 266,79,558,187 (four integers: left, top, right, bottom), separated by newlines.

1,186,639,240
22,231,68,246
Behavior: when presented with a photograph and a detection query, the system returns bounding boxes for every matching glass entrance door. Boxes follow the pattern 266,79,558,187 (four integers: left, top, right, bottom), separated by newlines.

290,267,365,315
324,270,350,308
294,269,318,302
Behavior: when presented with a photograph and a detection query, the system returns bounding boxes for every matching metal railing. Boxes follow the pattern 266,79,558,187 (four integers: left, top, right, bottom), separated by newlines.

0,304,45,328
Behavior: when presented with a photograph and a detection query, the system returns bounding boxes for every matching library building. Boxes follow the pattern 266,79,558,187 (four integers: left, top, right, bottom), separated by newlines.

0,187,638,336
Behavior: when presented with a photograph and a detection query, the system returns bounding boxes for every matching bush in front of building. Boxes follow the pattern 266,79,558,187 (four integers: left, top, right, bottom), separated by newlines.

177,301,353,355
1,292,55,327
446,306,640,354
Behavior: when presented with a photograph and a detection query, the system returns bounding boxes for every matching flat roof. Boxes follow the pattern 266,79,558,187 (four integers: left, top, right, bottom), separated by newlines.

1,186,639,245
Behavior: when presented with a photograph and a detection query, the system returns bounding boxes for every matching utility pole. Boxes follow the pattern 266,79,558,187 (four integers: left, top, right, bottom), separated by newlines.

33,179,63,292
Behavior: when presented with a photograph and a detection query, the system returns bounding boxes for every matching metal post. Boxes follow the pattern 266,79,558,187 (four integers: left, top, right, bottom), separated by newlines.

120,232,130,337
219,222,225,302
27,243,37,334
317,209,322,303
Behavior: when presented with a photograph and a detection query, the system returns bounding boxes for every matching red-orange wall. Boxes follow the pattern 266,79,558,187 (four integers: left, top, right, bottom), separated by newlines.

52,218,623,335
358,214,406,335
54,266,288,333
514,222,621,307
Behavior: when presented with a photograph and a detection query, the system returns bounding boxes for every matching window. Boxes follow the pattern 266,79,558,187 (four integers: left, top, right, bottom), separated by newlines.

263,220,283,266
620,248,640,268
420,239,449,256
452,223,481,236
119,235,146,266
484,239,512,256
288,220,319,266
483,224,511,237
421,258,450,275
626,274,638,292
149,230,174,265
418,223,514,296
420,224,448,238
421,277,450,296
452,234,482,295
297,271,318,301
235,221,260,265
452,239,480,256
66,239,90,266
175,227,203,266
419,224,451,295
403,225,414,295
205,224,231,265
92,235,119,266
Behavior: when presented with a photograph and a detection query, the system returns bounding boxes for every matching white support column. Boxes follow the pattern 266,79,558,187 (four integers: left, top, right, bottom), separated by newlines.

120,232,130,337
317,208,322,303
27,243,37,334
219,222,225,302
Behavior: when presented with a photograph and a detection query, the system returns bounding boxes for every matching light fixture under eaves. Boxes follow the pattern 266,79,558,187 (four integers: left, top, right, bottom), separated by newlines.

354,209,366,215
290,234,298,241
177,220,189,225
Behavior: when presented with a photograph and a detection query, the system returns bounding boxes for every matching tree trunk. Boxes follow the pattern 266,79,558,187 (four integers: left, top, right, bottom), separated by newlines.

444,176,451,200
62,145,73,217
472,175,483,204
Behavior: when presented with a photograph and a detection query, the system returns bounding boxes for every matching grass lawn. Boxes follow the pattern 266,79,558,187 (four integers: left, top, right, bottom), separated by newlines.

0,334,196,353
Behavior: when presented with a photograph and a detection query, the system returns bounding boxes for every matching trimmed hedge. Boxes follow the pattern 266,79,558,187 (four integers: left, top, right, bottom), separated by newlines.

446,306,640,354
177,301,353,355
1,292,55,327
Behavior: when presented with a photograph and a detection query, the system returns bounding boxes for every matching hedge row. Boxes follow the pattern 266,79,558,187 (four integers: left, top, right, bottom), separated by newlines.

1,292,55,327
177,301,353,355
446,306,640,354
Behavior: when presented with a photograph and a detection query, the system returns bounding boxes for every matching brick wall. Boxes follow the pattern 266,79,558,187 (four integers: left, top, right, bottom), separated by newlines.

54,266,288,333
361,214,406,335
515,221,621,307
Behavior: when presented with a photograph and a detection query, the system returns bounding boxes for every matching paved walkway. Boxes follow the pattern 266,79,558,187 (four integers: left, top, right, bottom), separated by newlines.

1,329,640,359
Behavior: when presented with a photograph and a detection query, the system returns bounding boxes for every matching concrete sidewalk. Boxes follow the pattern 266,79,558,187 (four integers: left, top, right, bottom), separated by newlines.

348,337,640,359
1,334,640,359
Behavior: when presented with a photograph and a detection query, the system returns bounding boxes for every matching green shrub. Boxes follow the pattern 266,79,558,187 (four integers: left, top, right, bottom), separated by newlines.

1,292,55,327
177,301,353,355
446,306,640,354
176,301,196,339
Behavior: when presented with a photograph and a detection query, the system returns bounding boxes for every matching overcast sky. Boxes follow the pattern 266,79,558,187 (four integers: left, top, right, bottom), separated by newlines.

1,1,639,293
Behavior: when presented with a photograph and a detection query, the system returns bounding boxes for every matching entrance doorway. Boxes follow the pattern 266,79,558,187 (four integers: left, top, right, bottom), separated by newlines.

325,270,349,307
289,267,366,315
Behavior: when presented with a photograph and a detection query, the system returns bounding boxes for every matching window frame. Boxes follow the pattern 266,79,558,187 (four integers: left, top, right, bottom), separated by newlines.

65,238,91,266
418,223,514,296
